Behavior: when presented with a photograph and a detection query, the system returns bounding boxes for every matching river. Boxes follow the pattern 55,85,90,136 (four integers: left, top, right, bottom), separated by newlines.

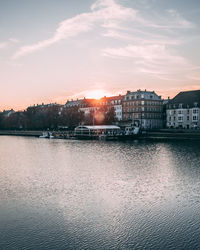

0,136,200,249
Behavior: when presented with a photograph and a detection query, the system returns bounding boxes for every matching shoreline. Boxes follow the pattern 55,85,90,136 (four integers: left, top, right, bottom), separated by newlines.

1,130,200,141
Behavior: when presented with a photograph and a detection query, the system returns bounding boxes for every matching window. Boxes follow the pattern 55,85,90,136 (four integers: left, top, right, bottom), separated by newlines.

193,109,199,114
178,116,183,121
187,116,189,121
141,101,145,105
193,116,198,121
179,103,183,108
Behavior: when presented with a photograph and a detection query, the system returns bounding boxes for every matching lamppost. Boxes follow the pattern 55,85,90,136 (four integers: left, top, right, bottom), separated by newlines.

92,108,96,126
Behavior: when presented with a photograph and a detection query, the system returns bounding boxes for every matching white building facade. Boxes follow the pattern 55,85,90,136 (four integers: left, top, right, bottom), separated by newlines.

166,90,200,129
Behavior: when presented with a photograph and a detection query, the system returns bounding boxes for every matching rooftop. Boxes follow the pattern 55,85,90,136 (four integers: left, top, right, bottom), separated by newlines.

75,125,120,130
168,90,200,107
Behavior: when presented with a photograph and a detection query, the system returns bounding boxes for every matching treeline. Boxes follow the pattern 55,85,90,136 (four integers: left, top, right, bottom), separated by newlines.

0,105,116,130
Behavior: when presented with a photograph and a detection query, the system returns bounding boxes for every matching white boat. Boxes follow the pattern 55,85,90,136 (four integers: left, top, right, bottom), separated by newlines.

39,132,49,138
39,132,54,139
49,132,54,139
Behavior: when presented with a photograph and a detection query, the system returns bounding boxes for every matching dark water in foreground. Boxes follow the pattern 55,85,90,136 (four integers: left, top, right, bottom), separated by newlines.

0,136,200,250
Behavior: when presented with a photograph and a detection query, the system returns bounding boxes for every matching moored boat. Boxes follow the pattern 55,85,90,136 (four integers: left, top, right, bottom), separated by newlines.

117,126,140,140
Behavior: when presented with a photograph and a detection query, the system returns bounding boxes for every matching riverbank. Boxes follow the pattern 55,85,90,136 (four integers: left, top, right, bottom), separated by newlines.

1,129,200,140
140,130,200,140
0,130,42,137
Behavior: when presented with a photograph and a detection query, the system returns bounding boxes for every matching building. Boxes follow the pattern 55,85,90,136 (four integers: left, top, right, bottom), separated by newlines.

79,98,100,116
166,90,200,129
64,99,84,108
122,89,163,129
78,95,124,122
29,103,59,108
100,95,124,121
1,109,15,117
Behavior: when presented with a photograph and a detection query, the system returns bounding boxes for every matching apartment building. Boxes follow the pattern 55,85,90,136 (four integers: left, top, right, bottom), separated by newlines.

166,90,200,129
100,95,124,121
122,89,163,129
73,95,124,121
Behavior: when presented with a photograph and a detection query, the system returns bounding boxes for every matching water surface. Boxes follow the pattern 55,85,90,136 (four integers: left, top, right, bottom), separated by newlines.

0,136,200,249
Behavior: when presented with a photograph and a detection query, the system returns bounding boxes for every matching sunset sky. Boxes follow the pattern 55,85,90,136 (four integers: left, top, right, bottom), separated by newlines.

0,0,200,110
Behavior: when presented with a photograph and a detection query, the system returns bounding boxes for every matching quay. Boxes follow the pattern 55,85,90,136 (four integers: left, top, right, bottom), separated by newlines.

1,129,200,140
140,130,200,140
0,130,42,137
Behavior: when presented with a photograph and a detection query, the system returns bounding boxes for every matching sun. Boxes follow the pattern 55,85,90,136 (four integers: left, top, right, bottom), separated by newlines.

85,89,110,99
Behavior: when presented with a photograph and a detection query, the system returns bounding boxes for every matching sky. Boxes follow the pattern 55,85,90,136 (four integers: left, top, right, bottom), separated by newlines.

0,0,200,110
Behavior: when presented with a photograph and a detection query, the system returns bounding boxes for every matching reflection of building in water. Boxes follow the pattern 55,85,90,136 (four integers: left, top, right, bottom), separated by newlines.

166,90,200,129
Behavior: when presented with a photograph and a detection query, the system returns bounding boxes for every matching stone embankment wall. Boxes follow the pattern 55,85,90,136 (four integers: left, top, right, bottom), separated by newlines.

0,130,42,137
140,130,200,140
1,129,200,140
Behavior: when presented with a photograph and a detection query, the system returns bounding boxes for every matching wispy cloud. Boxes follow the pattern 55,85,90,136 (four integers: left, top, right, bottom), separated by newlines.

166,9,194,29
103,44,188,64
12,0,195,66
186,71,200,81
9,38,20,43
102,43,193,80
12,0,137,59
12,0,193,59
0,42,7,49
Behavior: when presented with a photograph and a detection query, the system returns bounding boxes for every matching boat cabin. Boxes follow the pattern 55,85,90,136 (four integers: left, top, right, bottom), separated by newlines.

75,125,121,136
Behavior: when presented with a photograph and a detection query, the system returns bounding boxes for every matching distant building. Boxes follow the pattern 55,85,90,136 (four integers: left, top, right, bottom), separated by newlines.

100,95,124,121
28,103,60,108
76,95,124,121
79,99,100,116
162,97,171,128
2,109,15,117
122,89,163,129
166,90,200,129
64,99,84,108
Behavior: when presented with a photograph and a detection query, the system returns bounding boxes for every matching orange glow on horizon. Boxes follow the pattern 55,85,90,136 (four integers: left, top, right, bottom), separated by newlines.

1,87,200,112
85,89,111,100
